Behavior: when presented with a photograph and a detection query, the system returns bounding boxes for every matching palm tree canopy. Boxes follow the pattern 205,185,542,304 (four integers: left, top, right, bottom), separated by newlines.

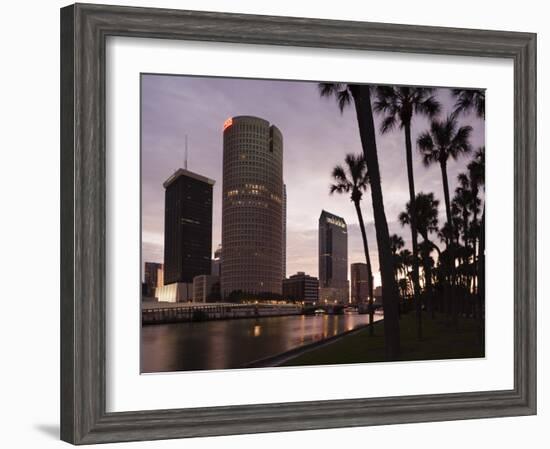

417,115,473,167
399,192,440,241
467,146,485,189
455,173,481,216
389,234,405,255
438,219,461,248
319,82,355,113
329,153,369,203
418,240,435,264
452,88,485,118
373,86,441,133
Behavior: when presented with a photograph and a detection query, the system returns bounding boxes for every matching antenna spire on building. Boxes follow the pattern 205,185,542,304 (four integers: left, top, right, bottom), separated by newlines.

184,134,188,170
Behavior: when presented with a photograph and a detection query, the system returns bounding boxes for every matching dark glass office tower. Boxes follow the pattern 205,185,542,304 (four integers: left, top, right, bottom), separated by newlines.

163,168,215,285
350,262,369,305
318,210,349,303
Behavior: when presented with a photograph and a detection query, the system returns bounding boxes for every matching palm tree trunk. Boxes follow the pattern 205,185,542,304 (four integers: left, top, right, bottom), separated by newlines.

440,159,458,323
404,124,422,340
440,159,453,233
472,185,479,299
351,84,400,361
422,235,440,319
354,200,375,336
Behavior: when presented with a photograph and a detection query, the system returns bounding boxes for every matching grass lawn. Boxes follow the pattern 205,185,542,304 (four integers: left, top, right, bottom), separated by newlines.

280,311,484,367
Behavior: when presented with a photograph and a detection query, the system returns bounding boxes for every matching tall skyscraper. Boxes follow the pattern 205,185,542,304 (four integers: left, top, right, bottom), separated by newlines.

221,116,284,298
350,262,369,305
162,168,215,285
318,210,349,303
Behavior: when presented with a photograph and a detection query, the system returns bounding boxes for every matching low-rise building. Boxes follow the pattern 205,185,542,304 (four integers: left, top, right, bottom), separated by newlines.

319,285,349,304
193,275,221,303
282,272,319,304
156,282,193,303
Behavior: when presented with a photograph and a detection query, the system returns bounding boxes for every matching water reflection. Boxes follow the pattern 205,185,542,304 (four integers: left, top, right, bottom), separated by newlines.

141,313,380,373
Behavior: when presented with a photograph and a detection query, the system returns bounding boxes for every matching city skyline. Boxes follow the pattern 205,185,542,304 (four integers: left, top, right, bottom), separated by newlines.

141,75,485,286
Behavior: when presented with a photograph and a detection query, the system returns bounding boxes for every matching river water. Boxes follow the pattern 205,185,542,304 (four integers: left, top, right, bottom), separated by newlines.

141,313,381,373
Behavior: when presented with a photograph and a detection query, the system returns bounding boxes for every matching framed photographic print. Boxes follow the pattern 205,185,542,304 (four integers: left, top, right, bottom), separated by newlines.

60,3,536,445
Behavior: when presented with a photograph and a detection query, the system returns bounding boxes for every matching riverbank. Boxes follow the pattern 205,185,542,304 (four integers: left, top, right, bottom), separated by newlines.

280,312,484,367
242,322,373,368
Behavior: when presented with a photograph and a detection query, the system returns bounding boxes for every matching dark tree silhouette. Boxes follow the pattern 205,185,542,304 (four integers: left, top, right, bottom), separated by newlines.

399,192,440,246
468,147,485,264
467,147,485,332
389,233,405,316
320,82,401,360
452,88,485,118
397,248,413,308
329,154,375,335
399,192,441,316
374,86,440,340
389,234,405,282
417,115,473,247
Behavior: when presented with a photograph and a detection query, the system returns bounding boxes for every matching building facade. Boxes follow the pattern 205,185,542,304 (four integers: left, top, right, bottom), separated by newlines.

211,244,222,277
192,275,221,303
143,262,163,298
221,116,284,298
163,168,215,285
156,282,193,303
350,262,370,305
282,272,319,304
318,210,349,304
374,286,383,304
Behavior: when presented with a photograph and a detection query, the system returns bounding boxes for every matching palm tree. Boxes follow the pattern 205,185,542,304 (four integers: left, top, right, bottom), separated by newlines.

320,82,400,360
451,177,480,312
417,116,472,325
330,154,375,336
417,115,473,245
374,86,441,340
467,147,485,330
398,248,413,309
467,147,485,261
398,192,440,248
389,234,405,282
389,233,405,316
452,88,485,118
453,173,480,256
398,248,413,282
399,192,441,317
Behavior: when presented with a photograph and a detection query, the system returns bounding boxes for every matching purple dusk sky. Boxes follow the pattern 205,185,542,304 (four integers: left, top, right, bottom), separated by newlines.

141,74,484,287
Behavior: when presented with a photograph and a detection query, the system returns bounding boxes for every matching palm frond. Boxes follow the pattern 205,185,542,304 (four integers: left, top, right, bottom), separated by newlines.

337,89,352,113
318,83,352,113
452,88,485,118
415,94,441,117
380,115,397,134
331,165,349,184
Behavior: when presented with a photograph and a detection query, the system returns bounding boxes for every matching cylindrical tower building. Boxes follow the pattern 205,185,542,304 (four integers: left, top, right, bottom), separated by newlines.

221,116,284,298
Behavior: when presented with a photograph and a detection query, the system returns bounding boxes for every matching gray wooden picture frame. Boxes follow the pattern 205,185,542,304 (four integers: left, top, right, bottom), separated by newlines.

60,2,537,445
